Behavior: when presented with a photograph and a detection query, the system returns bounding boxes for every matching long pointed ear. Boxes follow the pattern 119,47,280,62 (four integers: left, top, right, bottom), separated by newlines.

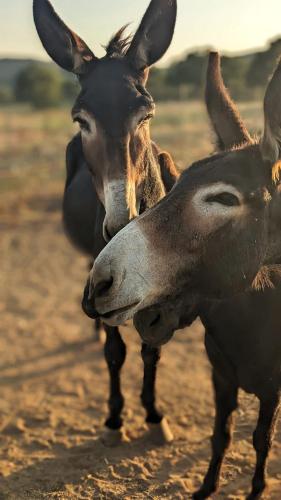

261,57,281,164
33,0,97,74
126,0,177,71
206,52,252,151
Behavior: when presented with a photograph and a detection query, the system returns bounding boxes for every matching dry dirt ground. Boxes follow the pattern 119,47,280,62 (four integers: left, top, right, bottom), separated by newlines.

0,102,280,499
0,188,280,500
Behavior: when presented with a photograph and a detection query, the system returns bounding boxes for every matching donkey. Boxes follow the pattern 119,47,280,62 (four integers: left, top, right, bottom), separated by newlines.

84,53,281,498
33,0,178,443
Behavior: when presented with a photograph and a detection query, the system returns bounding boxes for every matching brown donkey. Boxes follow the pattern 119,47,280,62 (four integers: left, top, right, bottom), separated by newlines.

33,0,178,442
86,54,281,498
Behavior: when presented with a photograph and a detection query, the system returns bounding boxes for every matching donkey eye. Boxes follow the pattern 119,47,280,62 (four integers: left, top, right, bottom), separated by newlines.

73,116,90,132
205,192,240,207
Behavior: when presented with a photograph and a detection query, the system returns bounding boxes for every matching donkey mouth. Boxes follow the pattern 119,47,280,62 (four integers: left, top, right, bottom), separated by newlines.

100,301,140,323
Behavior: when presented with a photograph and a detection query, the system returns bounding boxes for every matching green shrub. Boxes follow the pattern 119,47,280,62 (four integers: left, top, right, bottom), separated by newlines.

14,64,62,109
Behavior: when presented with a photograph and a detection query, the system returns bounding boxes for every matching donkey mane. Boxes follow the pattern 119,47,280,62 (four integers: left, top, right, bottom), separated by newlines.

229,134,259,149
252,264,281,291
105,25,132,58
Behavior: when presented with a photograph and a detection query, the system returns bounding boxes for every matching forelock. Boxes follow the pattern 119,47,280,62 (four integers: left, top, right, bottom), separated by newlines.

105,25,132,58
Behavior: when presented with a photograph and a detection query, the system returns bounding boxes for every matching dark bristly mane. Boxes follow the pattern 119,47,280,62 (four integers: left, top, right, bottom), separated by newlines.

105,25,132,58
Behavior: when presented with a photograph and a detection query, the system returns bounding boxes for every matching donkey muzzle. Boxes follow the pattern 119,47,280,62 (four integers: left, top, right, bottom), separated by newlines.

82,279,100,320
134,306,175,347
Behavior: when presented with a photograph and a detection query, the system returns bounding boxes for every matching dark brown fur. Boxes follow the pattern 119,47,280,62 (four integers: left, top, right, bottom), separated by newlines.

132,54,281,499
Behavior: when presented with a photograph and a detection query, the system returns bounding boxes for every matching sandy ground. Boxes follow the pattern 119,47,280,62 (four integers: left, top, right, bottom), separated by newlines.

0,189,280,500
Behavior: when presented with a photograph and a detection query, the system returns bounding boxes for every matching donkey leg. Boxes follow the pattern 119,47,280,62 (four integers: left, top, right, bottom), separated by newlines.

88,260,105,343
141,343,173,443
193,370,238,499
247,392,280,500
102,325,127,446
93,317,105,343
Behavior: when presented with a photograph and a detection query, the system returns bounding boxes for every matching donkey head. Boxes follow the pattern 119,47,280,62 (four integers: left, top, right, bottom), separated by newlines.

33,0,177,240
82,51,281,327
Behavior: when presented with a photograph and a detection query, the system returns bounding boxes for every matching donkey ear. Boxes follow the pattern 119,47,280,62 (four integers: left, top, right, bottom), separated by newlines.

206,52,252,151
126,0,177,71
33,0,97,74
261,57,281,164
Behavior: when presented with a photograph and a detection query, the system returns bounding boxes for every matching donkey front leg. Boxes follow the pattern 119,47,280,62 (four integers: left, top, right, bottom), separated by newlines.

103,325,127,446
141,343,173,443
247,391,280,500
193,370,238,499
93,317,105,343
88,261,105,343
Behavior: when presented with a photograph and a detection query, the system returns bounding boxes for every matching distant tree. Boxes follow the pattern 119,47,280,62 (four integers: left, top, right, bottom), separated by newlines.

166,52,208,88
147,68,175,100
247,38,281,88
0,86,13,104
221,56,253,100
14,64,62,109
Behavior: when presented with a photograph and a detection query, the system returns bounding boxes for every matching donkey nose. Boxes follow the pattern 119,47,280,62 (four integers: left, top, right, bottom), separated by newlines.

91,252,118,310
103,216,130,243
103,223,113,243
81,280,99,320
94,276,114,300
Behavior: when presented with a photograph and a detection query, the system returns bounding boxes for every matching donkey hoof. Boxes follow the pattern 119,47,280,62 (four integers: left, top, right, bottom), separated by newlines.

147,417,174,445
246,493,264,500
193,485,217,500
192,490,208,500
101,428,129,447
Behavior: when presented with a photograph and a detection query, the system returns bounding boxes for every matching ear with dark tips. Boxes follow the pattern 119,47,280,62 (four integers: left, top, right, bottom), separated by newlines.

206,51,252,151
33,0,97,74
261,57,281,164
127,0,177,71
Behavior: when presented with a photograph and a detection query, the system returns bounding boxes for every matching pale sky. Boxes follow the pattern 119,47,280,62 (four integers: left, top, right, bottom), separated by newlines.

1,0,281,64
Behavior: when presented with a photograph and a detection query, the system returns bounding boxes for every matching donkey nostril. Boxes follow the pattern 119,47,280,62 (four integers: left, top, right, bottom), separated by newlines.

95,277,114,299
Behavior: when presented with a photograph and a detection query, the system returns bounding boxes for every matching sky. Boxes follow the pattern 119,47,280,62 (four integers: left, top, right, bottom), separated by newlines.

1,0,281,65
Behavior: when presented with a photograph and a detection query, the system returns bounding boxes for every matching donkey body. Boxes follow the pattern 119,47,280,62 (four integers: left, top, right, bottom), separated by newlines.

88,54,281,497
34,0,178,440
193,288,281,499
